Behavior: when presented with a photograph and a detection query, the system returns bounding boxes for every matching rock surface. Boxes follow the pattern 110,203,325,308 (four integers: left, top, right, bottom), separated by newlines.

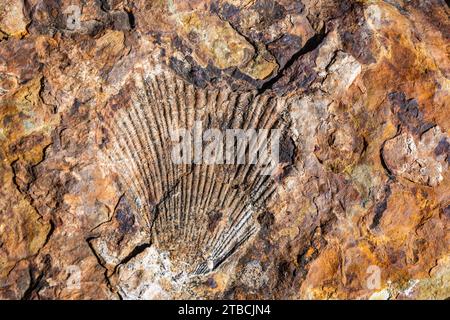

0,0,449,299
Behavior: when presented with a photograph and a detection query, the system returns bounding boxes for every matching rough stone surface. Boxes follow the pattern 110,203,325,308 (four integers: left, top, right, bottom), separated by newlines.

0,0,449,299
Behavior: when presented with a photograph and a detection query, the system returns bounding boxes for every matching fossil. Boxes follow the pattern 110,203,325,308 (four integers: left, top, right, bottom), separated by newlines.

99,67,290,275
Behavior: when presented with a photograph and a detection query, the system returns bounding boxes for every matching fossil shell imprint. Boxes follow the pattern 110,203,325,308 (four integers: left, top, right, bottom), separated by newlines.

99,66,289,275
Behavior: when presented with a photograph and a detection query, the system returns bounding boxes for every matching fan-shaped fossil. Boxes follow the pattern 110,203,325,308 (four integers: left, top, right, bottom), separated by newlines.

99,67,290,275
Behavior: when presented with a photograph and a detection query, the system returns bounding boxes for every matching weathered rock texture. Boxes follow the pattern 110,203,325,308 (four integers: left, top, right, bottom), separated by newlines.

0,0,449,300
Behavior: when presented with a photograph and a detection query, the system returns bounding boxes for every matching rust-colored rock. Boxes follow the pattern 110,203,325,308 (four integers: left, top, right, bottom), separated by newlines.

0,0,449,300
